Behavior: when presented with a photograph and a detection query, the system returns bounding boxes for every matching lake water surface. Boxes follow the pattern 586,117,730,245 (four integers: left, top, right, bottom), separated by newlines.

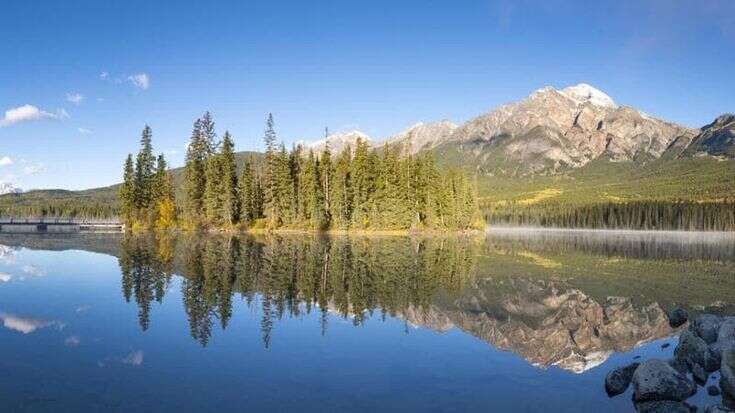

0,230,733,412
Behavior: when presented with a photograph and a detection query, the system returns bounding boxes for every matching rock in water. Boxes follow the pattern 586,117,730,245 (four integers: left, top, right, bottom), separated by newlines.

668,308,689,328
691,314,722,344
635,400,694,413
632,359,696,402
723,348,735,401
720,318,735,344
605,362,640,396
676,330,709,368
709,385,722,396
705,405,735,413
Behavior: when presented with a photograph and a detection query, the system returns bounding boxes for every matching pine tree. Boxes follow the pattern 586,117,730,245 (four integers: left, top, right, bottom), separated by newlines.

262,114,278,226
200,111,218,155
239,160,256,224
330,146,352,229
185,118,207,224
219,131,239,227
119,154,136,225
204,152,223,226
134,125,155,212
153,154,176,229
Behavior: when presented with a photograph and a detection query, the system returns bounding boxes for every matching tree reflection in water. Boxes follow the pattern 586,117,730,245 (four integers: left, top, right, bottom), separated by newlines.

118,233,477,347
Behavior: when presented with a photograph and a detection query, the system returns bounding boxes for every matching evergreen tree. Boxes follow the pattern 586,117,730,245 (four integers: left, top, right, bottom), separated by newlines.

262,114,278,226
239,160,257,224
119,154,136,225
200,111,218,154
219,131,239,227
185,118,207,224
134,125,155,212
153,154,176,229
204,152,223,226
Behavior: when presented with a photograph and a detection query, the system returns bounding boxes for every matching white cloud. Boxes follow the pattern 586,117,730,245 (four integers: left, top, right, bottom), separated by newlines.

22,264,46,276
128,73,150,90
0,312,60,334
66,93,84,105
0,104,69,127
65,335,81,347
0,156,13,167
22,163,46,176
0,273,12,282
77,127,93,135
121,350,144,366
99,71,109,80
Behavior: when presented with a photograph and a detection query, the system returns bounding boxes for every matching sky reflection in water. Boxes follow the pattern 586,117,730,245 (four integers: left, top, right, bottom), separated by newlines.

0,231,732,412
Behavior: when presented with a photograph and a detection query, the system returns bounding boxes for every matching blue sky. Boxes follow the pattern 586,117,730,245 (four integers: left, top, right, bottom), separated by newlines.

1,0,733,190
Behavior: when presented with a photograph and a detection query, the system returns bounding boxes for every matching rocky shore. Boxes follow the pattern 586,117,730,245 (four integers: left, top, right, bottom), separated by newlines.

605,309,735,412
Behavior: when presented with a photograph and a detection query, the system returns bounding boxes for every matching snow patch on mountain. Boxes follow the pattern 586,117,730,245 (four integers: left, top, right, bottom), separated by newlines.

0,182,22,195
560,83,616,108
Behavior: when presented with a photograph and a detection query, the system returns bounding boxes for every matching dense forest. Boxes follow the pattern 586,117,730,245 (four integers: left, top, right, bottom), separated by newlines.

487,200,735,231
120,112,482,232
118,233,477,347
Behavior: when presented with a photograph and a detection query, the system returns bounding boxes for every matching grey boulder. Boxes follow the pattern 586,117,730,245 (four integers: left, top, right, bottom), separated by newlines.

635,400,694,413
668,308,689,328
605,362,639,396
723,348,735,401
632,359,696,402
691,314,722,344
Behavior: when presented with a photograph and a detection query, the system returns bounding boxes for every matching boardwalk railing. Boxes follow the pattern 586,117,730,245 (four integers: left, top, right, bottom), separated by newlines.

0,218,122,225
0,218,124,232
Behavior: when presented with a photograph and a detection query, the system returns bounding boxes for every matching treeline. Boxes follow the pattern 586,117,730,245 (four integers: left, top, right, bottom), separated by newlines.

0,198,117,219
122,112,482,231
487,200,735,231
118,233,477,347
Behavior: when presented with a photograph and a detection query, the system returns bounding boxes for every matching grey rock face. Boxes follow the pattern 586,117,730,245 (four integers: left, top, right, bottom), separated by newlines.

705,405,735,413
691,314,723,344
719,318,735,344
635,400,694,413
668,308,689,328
383,121,457,154
709,385,722,396
632,359,696,402
676,329,709,368
605,362,640,396
683,113,735,158
723,348,735,401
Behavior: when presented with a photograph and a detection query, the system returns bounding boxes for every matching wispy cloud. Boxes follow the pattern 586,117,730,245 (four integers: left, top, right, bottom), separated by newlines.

0,105,68,127
65,335,81,347
77,127,93,135
0,273,12,282
66,93,84,105
99,71,109,80
121,350,144,366
0,312,62,334
128,73,150,90
22,163,46,176
22,264,46,276
0,156,13,167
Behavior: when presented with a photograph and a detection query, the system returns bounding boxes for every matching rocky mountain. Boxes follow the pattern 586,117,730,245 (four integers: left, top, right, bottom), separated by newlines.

0,183,22,195
382,120,458,154
432,84,696,175
303,130,371,155
681,113,735,159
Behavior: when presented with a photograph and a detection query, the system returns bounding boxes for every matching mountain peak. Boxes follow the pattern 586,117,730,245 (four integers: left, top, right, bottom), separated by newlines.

559,83,616,108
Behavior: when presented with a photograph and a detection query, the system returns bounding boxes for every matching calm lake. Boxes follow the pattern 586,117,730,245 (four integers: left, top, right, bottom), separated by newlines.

0,229,733,412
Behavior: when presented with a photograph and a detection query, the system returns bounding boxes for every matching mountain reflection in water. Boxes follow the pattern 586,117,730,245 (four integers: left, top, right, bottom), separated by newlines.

100,231,733,372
